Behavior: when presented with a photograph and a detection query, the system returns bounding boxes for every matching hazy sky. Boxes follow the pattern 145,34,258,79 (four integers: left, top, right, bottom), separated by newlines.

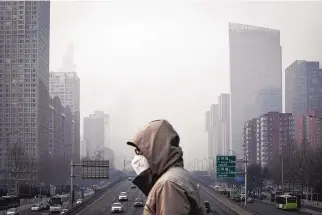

50,0,322,169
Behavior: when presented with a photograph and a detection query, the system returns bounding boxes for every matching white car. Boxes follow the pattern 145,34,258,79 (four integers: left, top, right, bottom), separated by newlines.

60,209,68,214
31,204,42,211
6,208,19,215
118,192,128,201
111,203,125,213
76,199,82,204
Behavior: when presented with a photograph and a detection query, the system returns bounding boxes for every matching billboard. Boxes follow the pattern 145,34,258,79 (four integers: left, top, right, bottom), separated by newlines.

81,160,109,179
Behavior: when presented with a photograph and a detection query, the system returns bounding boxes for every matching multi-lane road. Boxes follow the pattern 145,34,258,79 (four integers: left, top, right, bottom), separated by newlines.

16,180,240,215
9,181,321,215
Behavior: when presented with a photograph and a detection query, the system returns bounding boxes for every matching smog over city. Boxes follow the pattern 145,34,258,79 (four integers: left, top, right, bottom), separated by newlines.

1,1,322,214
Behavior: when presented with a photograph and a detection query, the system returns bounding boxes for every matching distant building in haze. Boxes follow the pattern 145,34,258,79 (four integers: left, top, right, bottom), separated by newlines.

229,23,282,156
285,60,322,146
49,72,80,113
205,93,231,175
84,111,110,158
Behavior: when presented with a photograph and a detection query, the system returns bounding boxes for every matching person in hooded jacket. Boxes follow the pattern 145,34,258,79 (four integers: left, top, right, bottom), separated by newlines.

127,119,206,215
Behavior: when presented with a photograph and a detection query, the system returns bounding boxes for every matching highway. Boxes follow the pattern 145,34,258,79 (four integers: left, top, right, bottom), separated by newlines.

17,180,239,215
247,200,304,215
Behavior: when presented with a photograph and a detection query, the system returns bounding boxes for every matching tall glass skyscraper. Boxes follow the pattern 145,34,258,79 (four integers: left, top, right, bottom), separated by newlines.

229,23,282,156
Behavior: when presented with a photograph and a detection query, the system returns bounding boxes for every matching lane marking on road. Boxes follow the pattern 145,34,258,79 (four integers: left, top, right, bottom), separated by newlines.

75,180,127,215
101,208,105,212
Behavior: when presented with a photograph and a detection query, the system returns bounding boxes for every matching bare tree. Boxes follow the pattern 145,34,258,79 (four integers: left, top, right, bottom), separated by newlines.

247,164,268,197
6,143,32,195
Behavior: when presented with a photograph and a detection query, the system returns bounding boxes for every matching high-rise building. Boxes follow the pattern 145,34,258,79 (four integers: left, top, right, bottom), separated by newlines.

256,112,294,167
205,104,219,159
285,61,322,115
49,96,77,184
243,119,257,165
80,139,87,158
49,72,80,113
285,61,322,145
296,110,322,148
84,111,110,159
205,94,231,175
229,23,282,156
256,88,282,115
0,1,51,185
218,94,231,154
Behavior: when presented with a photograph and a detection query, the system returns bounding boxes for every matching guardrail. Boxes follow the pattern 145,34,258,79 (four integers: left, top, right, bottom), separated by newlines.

64,177,129,215
195,180,261,215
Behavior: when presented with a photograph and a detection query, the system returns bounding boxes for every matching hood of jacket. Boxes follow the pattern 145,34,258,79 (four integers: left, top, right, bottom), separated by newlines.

127,120,184,194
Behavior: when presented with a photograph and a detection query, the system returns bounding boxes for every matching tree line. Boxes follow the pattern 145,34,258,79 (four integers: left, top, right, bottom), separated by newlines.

247,140,322,196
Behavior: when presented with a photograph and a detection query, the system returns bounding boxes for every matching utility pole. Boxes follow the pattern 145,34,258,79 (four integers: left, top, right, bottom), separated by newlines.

281,146,284,194
244,154,247,207
70,160,74,205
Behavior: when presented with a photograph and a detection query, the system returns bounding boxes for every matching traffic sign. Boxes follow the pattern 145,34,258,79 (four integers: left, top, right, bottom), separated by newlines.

216,155,236,178
235,176,244,183
81,160,109,179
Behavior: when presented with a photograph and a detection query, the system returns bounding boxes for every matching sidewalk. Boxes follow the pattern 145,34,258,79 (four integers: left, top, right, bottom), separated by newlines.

257,199,322,215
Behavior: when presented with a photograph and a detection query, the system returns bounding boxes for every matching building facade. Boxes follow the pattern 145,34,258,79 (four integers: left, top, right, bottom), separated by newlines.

0,1,51,186
256,87,282,115
285,60,322,115
285,60,322,145
243,118,257,165
49,72,80,113
256,112,294,167
205,94,231,175
84,111,110,159
218,93,231,155
229,23,282,156
49,96,77,185
295,110,322,148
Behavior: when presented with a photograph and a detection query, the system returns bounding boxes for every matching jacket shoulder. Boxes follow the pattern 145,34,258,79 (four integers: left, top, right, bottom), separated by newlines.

145,167,205,214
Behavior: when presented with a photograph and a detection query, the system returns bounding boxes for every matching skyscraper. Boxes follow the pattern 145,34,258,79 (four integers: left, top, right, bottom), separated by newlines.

218,93,231,154
229,23,282,155
285,60,322,146
255,112,294,167
285,60,322,115
49,72,80,113
84,111,110,159
0,1,51,185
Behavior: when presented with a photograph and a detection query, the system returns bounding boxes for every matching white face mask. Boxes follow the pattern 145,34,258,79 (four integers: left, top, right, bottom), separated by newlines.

131,155,150,175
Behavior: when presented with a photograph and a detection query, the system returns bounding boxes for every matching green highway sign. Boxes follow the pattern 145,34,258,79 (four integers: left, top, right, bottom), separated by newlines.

216,155,236,178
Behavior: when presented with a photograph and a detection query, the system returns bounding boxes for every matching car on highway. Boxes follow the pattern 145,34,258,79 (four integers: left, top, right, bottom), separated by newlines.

130,184,136,189
133,198,144,207
60,209,68,214
128,177,133,181
203,201,211,213
118,192,128,201
31,204,42,212
247,197,254,203
76,199,82,204
41,203,50,210
6,208,19,215
111,202,125,213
